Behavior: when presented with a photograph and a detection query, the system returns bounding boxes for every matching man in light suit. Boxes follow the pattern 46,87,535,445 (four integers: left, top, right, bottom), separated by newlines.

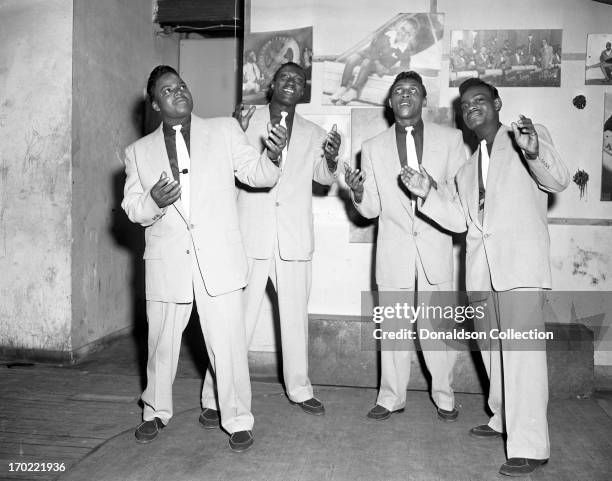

345,71,465,422
402,77,569,476
200,62,340,420
122,65,285,452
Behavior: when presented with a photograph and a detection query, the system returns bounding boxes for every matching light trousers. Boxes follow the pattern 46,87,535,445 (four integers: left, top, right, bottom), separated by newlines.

142,255,253,434
203,247,313,405
473,289,550,459
376,258,458,412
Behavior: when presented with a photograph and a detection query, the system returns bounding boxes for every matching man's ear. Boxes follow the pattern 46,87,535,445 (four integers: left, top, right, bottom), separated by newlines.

423,97,428,108
151,100,160,112
493,98,502,111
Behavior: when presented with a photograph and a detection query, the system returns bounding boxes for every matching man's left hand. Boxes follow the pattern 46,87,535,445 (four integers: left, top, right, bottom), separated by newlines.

324,124,341,171
511,114,539,159
264,123,288,162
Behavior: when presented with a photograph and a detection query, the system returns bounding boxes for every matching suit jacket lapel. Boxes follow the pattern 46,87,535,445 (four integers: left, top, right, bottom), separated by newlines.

482,126,510,227
463,151,482,230
419,123,441,210
381,126,414,218
188,115,209,218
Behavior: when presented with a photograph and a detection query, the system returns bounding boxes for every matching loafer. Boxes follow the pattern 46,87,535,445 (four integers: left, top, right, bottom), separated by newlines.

469,424,503,439
366,404,405,420
292,397,325,415
198,408,219,429
229,430,254,453
134,417,164,444
499,457,548,476
437,407,459,422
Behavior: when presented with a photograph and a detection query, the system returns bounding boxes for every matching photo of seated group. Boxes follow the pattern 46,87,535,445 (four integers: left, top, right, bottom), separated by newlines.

449,29,562,87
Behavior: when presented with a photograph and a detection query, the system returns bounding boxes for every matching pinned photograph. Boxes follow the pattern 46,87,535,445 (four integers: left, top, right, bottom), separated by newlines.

602,93,612,200
449,29,562,87
242,26,313,105
586,34,612,85
323,13,444,107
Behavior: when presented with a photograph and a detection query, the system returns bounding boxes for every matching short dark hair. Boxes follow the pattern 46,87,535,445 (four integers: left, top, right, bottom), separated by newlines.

459,77,500,100
389,71,427,98
146,65,179,102
273,62,306,81
604,115,612,132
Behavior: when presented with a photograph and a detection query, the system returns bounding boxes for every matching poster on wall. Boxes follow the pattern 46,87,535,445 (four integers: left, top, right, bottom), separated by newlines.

586,34,612,85
323,13,444,107
242,26,313,105
602,93,612,201
449,29,562,87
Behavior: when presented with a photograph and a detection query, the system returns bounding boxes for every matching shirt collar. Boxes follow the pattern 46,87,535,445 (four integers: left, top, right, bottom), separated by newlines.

395,118,423,136
162,116,192,136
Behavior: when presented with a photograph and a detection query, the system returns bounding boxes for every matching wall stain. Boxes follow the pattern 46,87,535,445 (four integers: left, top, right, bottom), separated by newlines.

571,245,609,286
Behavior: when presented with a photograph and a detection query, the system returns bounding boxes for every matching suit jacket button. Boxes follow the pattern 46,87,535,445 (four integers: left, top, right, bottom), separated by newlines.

186,249,190,254
190,223,195,229
484,233,490,239
276,202,280,207
413,232,418,236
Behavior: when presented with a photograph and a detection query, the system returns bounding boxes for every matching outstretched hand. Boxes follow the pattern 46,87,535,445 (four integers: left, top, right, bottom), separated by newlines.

324,124,341,163
511,114,539,159
151,171,181,209
232,103,256,132
400,164,432,199
344,162,366,203
264,122,288,162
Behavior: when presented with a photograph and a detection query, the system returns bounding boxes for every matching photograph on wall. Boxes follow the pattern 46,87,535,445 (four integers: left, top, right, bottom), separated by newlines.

449,29,562,87
602,93,612,201
322,13,444,107
242,26,313,105
586,34,612,85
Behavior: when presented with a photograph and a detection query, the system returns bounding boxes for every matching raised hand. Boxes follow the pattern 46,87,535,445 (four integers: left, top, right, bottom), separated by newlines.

511,114,539,159
324,124,341,164
264,122,288,162
344,162,366,203
232,103,256,132
400,164,432,199
151,171,181,209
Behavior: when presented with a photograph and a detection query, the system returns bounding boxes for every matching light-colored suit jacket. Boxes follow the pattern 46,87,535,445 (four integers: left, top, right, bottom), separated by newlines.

238,107,337,261
121,114,281,301
421,124,569,292
354,122,466,288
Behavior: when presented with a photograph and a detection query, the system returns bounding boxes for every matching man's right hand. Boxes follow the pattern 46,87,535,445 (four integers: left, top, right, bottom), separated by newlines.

151,171,181,209
400,164,432,199
232,103,256,132
344,162,366,203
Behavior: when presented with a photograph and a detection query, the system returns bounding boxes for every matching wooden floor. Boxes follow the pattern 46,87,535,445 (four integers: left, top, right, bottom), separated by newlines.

1,336,612,480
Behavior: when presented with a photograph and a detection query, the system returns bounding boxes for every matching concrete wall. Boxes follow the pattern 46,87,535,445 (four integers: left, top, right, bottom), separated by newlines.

0,0,74,351
71,0,181,352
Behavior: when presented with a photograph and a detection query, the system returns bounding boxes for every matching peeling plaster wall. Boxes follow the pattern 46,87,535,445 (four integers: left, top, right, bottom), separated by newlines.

71,0,165,351
0,0,73,351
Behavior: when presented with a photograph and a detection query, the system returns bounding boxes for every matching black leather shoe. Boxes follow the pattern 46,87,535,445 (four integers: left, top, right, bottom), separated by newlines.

437,407,459,422
499,457,548,476
469,424,503,439
198,408,219,429
134,417,164,444
366,404,405,420
292,397,325,415
229,430,254,452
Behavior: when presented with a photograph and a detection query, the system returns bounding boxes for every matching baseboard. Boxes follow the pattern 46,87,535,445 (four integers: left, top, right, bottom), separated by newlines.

0,326,132,365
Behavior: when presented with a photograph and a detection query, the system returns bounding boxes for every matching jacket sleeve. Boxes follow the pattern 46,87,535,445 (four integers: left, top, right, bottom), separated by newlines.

524,124,570,193
352,141,381,219
121,143,167,227
229,118,281,188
